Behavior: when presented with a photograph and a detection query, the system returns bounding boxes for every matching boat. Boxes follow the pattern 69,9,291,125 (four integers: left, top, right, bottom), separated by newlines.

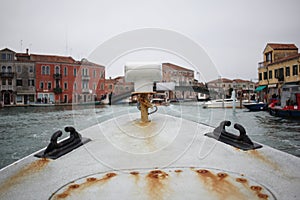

243,102,268,111
203,98,241,108
269,85,300,118
0,64,299,200
29,102,55,107
197,93,210,101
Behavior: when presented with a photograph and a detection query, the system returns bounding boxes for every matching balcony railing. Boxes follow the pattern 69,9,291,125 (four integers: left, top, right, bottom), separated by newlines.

0,85,15,91
82,88,90,93
81,75,90,80
53,74,62,79
0,72,15,78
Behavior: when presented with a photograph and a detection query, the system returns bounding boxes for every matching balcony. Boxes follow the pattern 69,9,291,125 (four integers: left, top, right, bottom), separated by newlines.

81,75,90,81
0,72,15,78
54,87,62,94
53,74,62,79
82,88,90,94
1,85,15,91
258,61,272,68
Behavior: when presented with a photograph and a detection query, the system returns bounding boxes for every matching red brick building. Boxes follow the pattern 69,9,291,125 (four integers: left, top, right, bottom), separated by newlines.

17,52,105,104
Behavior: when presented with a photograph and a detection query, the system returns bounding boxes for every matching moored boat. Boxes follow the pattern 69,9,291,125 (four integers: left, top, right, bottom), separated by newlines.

243,102,268,111
203,98,241,108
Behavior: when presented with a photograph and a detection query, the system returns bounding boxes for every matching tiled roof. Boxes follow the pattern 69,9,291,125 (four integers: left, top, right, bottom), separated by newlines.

162,63,194,72
267,43,298,50
0,48,16,53
268,53,300,66
77,58,104,68
29,54,76,63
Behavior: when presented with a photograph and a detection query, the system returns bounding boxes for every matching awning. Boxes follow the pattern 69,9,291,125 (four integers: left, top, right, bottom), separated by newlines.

255,85,266,92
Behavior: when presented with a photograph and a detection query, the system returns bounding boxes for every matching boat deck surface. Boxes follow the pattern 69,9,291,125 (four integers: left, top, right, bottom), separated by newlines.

0,113,299,199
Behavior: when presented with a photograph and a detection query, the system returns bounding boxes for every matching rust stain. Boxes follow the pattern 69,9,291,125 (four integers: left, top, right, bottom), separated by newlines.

251,185,269,199
54,172,117,199
251,186,262,192
130,171,140,175
174,169,182,173
258,193,269,199
236,178,248,184
0,158,50,193
130,171,140,184
194,169,247,200
248,150,279,170
146,170,169,200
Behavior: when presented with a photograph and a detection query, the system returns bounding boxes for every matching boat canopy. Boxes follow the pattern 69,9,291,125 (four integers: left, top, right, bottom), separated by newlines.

255,85,266,92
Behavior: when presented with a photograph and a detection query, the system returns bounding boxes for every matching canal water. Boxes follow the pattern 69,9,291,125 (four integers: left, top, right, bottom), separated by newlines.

0,103,299,169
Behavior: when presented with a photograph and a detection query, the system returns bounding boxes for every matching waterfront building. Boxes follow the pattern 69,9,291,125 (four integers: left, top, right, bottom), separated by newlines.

1,48,106,106
0,48,36,106
161,63,195,100
258,43,300,100
207,78,255,99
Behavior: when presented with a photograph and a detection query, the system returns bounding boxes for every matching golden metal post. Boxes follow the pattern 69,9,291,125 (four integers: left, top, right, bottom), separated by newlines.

137,93,153,123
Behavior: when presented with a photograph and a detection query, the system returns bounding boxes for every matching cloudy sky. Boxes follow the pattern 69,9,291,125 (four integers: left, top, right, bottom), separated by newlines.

1,0,299,81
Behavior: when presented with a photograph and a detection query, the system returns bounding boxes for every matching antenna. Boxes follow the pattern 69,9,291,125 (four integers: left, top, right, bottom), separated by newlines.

65,25,68,55
20,40,23,52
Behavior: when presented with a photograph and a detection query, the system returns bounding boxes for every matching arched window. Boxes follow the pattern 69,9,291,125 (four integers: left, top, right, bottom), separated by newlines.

2,66,6,72
42,66,46,75
46,66,50,75
7,66,12,73
55,66,60,74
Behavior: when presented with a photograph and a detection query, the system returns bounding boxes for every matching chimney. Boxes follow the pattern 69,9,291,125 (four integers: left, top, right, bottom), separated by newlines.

26,48,29,55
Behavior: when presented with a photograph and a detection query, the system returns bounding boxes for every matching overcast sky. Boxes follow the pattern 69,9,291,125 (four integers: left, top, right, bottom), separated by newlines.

1,0,299,81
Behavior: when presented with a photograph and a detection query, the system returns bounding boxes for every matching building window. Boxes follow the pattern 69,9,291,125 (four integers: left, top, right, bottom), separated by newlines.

266,52,272,62
16,79,22,86
2,79,6,85
74,68,77,76
269,70,273,79
17,66,22,73
101,83,104,90
48,82,52,89
42,66,46,75
7,54,12,60
40,82,44,89
293,65,298,76
28,79,35,86
8,79,12,85
1,53,6,60
274,69,278,78
286,66,290,77
93,70,96,78
46,66,50,75
93,83,96,90
74,83,77,90
64,82,68,89
2,66,6,72
29,66,34,73
263,72,267,80
55,66,60,74
7,66,12,72
64,67,68,76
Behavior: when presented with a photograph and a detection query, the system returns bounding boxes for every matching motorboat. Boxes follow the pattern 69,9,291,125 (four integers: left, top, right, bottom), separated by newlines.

203,98,241,108
269,85,300,118
243,102,268,111
0,64,299,199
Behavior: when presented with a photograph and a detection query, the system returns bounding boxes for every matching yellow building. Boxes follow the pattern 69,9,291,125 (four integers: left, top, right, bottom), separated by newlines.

258,43,300,96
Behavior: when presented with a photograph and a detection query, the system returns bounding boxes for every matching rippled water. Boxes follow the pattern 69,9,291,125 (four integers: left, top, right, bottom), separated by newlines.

0,103,299,169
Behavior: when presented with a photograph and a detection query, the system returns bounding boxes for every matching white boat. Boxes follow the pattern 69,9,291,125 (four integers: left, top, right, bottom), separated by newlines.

29,102,55,107
203,98,241,108
0,64,299,200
